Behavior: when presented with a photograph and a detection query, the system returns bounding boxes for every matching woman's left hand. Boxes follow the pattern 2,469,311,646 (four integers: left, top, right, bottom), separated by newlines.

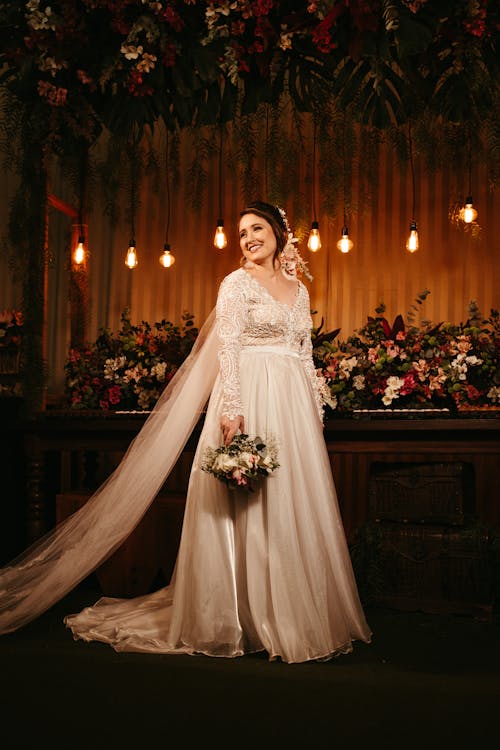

220,415,245,446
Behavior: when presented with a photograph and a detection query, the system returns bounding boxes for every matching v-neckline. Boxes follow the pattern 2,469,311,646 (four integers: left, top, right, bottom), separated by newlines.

242,268,300,311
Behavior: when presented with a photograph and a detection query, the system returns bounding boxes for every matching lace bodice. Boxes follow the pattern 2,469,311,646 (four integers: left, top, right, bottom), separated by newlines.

215,268,323,421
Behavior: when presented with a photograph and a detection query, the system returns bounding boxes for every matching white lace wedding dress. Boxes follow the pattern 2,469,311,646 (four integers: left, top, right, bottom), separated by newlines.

64,269,371,663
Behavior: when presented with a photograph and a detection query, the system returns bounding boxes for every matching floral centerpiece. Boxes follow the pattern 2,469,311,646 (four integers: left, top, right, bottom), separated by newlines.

313,292,500,415
65,309,198,411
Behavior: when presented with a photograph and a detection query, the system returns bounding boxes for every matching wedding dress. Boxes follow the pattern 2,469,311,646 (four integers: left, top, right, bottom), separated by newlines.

64,269,371,662
1,267,371,663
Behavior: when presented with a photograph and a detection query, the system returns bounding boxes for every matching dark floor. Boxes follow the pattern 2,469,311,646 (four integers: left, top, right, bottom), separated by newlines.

1,579,499,750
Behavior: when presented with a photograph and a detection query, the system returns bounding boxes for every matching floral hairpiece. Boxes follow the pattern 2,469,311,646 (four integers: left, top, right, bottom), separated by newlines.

276,205,313,282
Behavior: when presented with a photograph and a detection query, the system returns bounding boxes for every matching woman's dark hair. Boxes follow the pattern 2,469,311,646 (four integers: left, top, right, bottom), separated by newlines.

239,201,288,259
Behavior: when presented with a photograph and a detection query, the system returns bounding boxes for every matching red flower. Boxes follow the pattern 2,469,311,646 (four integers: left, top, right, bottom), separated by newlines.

108,385,122,405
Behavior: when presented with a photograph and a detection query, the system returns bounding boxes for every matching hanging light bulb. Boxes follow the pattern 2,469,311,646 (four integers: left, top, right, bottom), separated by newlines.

159,242,175,268
337,226,353,254
125,240,138,269
214,122,228,251
307,220,322,252
74,234,85,265
405,121,420,253
307,115,322,253
406,220,419,253
459,195,478,224
214,219,227,250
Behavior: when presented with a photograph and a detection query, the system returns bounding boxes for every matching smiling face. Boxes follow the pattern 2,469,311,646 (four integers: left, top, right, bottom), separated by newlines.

239,213,278,268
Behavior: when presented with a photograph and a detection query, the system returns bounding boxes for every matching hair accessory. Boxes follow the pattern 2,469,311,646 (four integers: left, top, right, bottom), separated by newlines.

276,205,313,281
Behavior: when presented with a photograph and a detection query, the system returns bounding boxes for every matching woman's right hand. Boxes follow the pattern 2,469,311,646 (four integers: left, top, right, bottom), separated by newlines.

220,415,245,446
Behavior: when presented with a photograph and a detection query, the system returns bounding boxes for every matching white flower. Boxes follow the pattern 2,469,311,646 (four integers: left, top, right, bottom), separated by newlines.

120,44,144,60
339,356,357,379
382,376,404,405
103,356,127,380
26,1,56,31
279,32,293,50
214,454,239,473
151,361,167,381
487,386,500,403
136,53,157,73
451,355,468,380
353,374,366,390
465,355,482,366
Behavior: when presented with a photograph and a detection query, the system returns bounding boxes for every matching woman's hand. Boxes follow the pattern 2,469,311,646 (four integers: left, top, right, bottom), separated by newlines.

220,415,245,446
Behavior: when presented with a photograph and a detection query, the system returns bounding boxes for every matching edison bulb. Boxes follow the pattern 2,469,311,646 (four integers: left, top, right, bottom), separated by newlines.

406,221,419,253
214,220,227,250
336,227,353,254
307,221,321,252
125,242,138,268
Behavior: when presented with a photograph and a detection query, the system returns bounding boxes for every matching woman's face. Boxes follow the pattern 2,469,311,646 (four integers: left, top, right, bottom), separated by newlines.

239,213,278,266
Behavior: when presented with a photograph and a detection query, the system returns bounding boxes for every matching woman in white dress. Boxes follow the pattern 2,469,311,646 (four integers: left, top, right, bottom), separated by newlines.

0,201,371,663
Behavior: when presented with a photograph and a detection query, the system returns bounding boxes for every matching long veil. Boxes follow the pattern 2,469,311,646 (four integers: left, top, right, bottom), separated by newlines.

0,309,219,635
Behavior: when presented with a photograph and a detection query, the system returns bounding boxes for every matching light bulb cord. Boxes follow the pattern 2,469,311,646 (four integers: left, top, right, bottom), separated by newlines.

342,112,347,227
78,142,88,239
129,130,140,242
408,120,416,221
467,127,473,198
312,115,318,223
218,121,223,220
165,128,171,245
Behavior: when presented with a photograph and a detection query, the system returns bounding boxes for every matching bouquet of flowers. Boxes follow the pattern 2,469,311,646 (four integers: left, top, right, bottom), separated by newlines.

201,434,279,491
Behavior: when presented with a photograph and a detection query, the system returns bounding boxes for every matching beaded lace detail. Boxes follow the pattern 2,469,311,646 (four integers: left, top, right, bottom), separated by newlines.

215,268,324,421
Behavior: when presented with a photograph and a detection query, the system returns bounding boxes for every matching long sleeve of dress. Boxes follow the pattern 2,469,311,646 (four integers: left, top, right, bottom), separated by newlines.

215,273,246,420
298,290,324,425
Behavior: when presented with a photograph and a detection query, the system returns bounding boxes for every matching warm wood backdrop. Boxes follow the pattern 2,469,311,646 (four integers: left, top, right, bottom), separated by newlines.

0,123,498,400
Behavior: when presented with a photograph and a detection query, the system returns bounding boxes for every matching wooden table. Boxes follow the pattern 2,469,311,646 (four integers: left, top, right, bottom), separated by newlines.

3,410,499,596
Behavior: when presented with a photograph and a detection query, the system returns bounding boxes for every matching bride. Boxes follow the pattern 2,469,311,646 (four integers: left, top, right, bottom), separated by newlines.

0,201,371,663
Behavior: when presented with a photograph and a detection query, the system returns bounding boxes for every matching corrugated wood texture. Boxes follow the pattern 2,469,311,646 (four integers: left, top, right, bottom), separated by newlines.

0,129,497,396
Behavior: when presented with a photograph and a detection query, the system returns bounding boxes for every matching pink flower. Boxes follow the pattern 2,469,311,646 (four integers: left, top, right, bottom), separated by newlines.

231,469,248,486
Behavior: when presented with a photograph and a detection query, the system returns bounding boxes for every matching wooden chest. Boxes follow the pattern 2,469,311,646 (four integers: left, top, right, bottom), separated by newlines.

368,461,475,525
359,521,495,616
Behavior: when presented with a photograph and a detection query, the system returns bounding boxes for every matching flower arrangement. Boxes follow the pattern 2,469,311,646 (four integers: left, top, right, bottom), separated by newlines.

0,310,23,353
65,309,198,410
313,292,500,414
201,433,279,491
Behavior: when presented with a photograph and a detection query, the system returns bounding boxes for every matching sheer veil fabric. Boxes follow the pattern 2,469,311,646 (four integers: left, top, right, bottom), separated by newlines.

0,310,218,634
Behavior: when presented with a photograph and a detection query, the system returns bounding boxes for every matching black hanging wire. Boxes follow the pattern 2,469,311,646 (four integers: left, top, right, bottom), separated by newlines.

164,128,171,248
408,120,416,222
466,126,473,200
264,104,269,199
217,120,224,223
78,143,87,243
342,112,347,229
312,114,318,223
129,128,141,245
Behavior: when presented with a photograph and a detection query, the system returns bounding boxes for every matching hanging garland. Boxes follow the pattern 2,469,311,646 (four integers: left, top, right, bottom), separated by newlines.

0,1,497,140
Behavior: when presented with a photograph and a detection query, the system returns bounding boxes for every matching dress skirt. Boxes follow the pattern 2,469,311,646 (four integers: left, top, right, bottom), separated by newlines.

65,347,372,663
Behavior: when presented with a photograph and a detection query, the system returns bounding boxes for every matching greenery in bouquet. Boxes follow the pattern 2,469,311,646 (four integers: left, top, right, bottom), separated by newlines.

201,433,279,491
0,310,23,353
313,292,500,414
65,309,198,410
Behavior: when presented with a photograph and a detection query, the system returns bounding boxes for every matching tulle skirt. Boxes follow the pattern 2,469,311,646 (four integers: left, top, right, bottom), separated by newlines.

65,347,371,663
